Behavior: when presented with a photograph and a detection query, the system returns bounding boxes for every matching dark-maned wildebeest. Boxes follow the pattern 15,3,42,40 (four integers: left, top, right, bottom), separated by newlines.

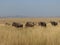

50,21,58,26
38,22,46,27
12,22,23,28
25,22,35,27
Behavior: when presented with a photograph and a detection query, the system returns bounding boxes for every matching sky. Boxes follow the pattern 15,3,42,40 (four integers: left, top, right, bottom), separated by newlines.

0,0,60,17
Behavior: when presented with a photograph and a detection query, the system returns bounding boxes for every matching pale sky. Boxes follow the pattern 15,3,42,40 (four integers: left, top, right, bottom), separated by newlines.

0,0,60,17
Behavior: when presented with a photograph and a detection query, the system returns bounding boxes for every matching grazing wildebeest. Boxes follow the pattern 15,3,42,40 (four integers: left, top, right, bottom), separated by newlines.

50,21,58,26
12,22,23,28
38,22,46,27
5,22,10,25
25,22,35,27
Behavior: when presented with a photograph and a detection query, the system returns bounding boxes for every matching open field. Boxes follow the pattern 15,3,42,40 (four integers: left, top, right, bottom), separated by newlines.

0,18,60,45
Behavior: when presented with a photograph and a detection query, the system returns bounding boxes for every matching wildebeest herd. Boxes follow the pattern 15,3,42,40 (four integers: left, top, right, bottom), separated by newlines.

11,21,58,28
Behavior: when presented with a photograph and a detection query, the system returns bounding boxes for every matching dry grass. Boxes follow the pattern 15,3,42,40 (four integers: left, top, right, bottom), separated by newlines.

0,18,60,45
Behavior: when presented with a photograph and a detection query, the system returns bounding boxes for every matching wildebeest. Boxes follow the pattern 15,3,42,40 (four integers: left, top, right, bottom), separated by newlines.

12,22,23,28
50,21,58,26
25,22,35,27
38,22,46,27
5,22,10,25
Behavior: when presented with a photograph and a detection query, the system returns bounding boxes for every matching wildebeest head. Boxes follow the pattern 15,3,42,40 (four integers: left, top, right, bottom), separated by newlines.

50,21,58,26
25,22,35,27
12,22,23,28
38,22,46,27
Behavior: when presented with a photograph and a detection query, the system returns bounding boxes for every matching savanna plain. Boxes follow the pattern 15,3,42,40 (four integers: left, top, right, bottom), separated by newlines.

0,18,60,45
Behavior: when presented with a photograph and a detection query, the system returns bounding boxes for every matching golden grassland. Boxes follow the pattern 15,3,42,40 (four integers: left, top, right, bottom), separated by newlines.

0,18,60,45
